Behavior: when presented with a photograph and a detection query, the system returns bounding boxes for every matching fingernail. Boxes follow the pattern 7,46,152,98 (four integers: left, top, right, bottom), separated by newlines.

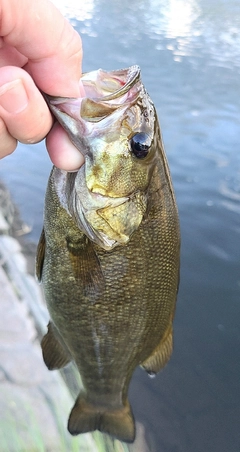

0,79,28,114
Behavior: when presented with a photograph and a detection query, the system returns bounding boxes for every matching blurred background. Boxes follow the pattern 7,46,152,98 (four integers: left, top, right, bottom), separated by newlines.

0,1,240,451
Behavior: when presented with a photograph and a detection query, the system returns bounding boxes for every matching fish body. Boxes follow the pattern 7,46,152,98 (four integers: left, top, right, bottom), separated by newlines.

37,66,180,443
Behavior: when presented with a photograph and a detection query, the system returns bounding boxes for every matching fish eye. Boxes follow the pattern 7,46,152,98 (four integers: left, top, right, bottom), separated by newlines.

130,133,151,159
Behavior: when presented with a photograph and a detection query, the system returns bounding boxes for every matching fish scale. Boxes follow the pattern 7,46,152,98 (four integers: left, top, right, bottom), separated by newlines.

37,66,180,443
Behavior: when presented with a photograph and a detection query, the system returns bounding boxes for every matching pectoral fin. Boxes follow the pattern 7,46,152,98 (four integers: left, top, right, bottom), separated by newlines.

66,234,105,298
41,322,72,370
141,323,173,375
36,228,45,282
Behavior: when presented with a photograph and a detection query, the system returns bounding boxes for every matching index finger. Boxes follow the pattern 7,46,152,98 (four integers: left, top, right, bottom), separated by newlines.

0,0,82,97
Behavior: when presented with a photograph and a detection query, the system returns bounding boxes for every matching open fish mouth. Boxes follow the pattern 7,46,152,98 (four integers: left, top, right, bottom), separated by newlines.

43,66,143,158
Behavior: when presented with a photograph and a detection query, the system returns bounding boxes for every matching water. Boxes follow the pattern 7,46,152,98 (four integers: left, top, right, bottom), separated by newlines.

1,0,240,450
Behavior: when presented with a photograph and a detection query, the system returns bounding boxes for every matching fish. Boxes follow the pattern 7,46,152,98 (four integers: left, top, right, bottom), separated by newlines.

36,65,180,443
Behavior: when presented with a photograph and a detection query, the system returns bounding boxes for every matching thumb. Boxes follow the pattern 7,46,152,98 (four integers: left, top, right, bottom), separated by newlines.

0,67,52,145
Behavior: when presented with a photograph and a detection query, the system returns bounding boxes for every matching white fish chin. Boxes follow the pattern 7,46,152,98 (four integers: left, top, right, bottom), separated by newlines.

54,163,146,252
73,166,130,250
54,166,130,250
73,198,128,251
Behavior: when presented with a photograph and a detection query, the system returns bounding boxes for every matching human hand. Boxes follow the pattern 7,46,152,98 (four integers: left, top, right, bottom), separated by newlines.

0,0,85,171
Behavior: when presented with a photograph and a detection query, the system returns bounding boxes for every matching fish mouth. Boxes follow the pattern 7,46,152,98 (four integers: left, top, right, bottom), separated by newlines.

43,66,143,158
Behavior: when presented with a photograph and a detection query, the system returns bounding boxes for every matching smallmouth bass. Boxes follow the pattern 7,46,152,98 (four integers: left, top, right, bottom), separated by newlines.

37,65,180,443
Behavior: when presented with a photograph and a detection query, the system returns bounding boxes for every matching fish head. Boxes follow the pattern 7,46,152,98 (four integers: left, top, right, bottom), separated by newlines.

46,66,159,250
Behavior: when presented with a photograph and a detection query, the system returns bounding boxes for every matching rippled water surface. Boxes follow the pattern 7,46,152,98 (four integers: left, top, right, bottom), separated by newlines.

1,1,240,450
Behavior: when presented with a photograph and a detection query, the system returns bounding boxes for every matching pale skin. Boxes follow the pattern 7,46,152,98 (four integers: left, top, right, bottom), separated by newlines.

0,0,85,171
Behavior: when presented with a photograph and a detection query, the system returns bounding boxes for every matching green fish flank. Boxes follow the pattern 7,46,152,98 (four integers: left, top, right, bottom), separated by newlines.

37,66,180,444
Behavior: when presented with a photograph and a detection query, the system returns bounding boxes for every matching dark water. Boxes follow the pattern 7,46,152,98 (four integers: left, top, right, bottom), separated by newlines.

1,0,240,450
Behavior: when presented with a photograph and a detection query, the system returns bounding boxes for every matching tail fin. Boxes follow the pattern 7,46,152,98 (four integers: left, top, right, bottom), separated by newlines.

68,393,135,443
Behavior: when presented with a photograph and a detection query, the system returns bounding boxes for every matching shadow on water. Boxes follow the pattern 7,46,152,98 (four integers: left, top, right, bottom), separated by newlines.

0,0,240,450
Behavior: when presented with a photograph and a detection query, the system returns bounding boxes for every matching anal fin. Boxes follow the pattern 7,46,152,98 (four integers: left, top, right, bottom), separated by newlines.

41,322,72,370
141,323,173,375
